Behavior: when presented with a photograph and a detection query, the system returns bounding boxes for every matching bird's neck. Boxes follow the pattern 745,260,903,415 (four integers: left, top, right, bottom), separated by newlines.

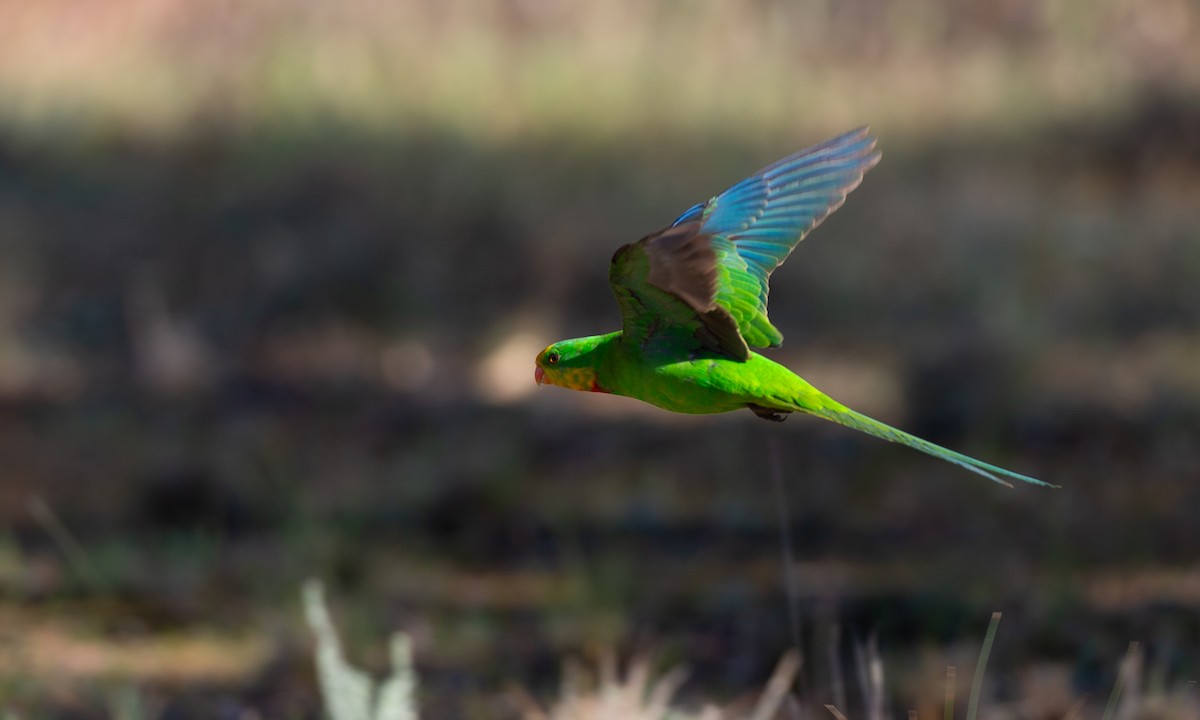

575,331,622,393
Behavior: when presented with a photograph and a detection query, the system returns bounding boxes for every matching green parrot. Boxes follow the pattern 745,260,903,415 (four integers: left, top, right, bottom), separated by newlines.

534,127,1050,487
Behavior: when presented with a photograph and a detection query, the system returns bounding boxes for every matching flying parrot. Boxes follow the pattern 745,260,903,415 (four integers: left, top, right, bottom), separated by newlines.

534,127,1050,487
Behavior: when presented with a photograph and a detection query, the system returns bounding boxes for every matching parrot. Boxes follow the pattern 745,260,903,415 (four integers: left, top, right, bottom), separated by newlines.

533,127,1050,487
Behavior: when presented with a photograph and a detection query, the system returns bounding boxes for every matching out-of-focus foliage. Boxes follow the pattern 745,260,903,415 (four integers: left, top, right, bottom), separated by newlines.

1,0,1197,139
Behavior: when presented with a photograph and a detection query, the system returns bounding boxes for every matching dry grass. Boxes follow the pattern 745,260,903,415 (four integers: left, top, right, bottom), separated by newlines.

0,605,267,685
1,0,1197,143
300,584,1200,720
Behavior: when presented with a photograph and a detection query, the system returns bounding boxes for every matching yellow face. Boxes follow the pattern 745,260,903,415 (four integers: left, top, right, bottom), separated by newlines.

534,343,606,393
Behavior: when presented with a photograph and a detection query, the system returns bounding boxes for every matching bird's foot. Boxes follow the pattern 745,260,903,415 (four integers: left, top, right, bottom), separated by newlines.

747,404,790,422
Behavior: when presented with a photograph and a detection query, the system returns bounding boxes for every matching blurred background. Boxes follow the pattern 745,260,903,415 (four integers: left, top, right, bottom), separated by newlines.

0,0,1198,717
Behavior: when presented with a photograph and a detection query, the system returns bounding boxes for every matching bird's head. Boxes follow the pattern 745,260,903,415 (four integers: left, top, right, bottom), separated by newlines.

534,336,612,393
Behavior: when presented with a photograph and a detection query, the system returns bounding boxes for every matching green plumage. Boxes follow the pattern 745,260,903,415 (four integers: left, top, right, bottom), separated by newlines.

535,128,1051,488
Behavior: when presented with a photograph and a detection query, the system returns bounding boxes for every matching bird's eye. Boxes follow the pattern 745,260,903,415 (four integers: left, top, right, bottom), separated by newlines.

546,352,560,365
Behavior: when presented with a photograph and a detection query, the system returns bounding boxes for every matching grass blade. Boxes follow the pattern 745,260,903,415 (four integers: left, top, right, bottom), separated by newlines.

825,704,849,720
751,650,802,720
1102,642,1140,720
944,666,956,720
966,612,1002,720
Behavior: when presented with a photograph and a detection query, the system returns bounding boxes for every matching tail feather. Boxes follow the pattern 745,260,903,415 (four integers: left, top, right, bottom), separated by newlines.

807,403,1054,488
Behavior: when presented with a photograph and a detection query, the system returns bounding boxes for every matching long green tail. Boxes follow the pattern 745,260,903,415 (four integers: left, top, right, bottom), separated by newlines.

803,401,1054,488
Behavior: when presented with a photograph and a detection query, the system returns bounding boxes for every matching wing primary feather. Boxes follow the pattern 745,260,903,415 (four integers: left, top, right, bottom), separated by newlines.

611,127,881,362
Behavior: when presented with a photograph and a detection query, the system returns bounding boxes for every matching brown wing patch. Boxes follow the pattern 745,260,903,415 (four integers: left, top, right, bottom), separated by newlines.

697,305,749,361
644,223,718,312
642,222,749,361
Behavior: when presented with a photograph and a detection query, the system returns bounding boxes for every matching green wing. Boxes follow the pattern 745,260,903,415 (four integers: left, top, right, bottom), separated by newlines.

610,127,881,360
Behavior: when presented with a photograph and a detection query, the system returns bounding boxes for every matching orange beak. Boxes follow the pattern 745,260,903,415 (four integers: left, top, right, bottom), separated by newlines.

534,365,545,386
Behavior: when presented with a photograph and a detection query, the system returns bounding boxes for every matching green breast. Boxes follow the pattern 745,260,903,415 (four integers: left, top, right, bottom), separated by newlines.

599,340,792,415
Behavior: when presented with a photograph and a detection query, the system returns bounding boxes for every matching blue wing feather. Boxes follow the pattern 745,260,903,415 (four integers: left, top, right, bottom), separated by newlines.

654,128,880,352
671,201,707,226
690,127,881,347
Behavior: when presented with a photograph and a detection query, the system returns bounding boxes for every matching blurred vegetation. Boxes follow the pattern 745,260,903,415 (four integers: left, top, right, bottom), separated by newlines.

0,0,1198,717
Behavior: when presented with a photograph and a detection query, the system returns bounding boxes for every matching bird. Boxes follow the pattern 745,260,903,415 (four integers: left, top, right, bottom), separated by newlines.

533,127,1050,487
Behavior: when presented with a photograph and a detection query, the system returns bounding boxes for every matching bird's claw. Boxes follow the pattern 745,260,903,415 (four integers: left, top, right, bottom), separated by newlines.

747,404,790,422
